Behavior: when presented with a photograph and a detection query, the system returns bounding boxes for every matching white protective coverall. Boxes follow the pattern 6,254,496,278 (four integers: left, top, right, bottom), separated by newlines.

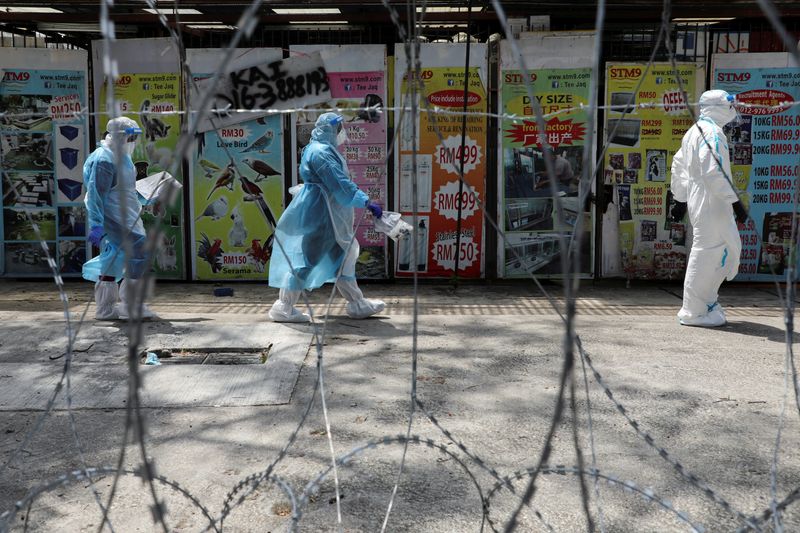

670,90,741,327
267,112,385,322
83,117,158,320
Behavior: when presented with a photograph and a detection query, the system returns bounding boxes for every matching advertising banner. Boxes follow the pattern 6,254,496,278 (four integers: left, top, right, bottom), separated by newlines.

0,50,89,277
187,48,284,280
395,44,487,278
713,56,800,280
99,72,184,278
498,33,596,279
291,45,388,278
604,62,703,280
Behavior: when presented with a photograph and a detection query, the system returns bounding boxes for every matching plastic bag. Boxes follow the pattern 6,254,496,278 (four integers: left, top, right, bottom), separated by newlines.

374,211,413,241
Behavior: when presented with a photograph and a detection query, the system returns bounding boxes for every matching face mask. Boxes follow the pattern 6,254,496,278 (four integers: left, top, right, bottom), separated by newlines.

125,142,136,156
721,94,739,126
336,128,348,146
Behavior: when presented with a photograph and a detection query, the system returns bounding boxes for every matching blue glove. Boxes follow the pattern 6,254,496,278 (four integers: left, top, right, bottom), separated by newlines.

88,225,105,247
366,202,383,220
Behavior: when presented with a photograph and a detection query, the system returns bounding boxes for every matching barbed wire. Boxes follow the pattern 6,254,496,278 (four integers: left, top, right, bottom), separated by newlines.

1,0,799,531
4,97,800,126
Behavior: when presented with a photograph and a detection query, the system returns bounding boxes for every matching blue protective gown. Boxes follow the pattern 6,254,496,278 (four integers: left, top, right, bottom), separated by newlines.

268,115,369,291
82,142,149,282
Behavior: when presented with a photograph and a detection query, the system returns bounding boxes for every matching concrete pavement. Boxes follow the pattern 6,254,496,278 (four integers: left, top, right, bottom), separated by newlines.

0,279,798,532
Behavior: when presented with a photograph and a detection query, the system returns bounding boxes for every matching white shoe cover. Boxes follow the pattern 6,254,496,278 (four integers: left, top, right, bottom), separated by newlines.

268,300,311,323
118,278,160,320
678,311,726,327
94,281,120,320
117,302,160,321
346,298,385,319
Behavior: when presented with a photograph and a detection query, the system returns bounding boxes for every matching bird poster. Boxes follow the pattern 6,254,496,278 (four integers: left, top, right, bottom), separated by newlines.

98,72,184,279
189,106,284,280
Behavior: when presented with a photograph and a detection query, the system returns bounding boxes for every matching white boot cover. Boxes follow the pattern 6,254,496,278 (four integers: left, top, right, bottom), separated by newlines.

94,281,120,320
118,278,159,320
336,278,385,319
269,289,311,323
677,244,730,327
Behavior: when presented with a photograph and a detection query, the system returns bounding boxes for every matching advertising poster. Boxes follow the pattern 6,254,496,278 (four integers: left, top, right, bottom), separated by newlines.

498,33,596,279
291,45,388,279
395,44,488,278
0,52,89,277
187,48,285,279
99,72,184,278
604,62,703,280
499,67,592,277
713,57,800,280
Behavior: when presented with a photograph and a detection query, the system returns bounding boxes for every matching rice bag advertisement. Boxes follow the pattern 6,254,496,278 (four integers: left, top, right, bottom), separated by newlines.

714,67,800,280
397,65,487,278
190,71,284,279
604,62,702,280
99,73,184,278
0,66,89,277
500,67,592,277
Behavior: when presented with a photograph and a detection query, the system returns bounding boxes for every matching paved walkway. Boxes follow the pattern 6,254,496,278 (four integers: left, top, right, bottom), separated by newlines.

0,279,797,532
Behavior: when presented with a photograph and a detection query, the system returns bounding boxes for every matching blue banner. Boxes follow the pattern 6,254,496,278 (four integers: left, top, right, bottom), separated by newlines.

0,68,89,276
714,67,800,281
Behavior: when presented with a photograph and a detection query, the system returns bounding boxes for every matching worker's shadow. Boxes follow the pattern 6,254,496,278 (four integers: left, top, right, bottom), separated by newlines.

728,320,800,343
275,315,430,339
108,317,213,335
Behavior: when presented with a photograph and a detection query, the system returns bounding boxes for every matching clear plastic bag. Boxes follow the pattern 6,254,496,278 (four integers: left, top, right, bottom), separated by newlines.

374,211,413,242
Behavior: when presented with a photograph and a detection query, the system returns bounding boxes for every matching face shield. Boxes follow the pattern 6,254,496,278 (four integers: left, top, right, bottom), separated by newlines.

105,117,142,157
123,128,140,156
332,116,348,146
721,93,744,140
727,93,743,126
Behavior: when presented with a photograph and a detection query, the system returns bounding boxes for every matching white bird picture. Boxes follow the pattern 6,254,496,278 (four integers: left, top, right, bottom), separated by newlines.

195,195,229,221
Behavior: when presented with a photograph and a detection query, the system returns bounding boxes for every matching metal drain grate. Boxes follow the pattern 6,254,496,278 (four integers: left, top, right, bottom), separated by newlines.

139,347,270,365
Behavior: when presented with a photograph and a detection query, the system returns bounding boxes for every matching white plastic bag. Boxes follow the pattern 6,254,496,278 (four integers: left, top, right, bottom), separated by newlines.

136,171,183,206
374,211,413,241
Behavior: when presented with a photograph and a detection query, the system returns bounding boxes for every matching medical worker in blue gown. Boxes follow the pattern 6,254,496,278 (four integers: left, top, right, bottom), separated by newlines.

268,112,385,322
83,116,158,320
670,90,748,327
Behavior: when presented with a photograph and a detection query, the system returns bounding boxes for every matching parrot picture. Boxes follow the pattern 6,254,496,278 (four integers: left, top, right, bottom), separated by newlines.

241,130,274,154
242,157,281,183
206,163,236,200
195,196,229,222
198,158,221,179
197,233,224,273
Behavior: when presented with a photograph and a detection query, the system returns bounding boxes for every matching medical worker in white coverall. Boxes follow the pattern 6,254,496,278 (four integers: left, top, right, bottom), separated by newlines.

670,89,748,327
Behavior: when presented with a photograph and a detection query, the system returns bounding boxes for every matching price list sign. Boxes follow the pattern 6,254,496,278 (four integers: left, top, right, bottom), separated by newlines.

604,62,702,280
715,67,800,280
397,66,487,278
